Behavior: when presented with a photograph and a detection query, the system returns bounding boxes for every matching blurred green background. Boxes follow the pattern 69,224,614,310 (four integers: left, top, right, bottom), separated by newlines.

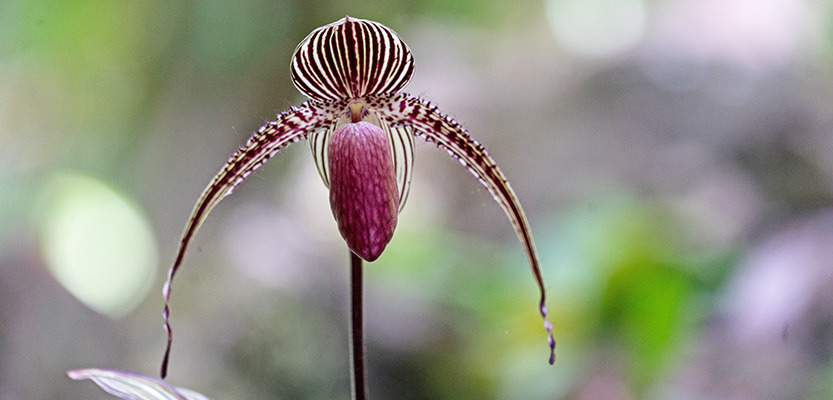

3,0,833,399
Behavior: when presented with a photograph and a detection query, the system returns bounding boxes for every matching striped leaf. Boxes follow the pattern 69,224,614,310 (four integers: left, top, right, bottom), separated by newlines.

161,100,343,377
374,93,556,364
291,16,415,101
68,369,211,400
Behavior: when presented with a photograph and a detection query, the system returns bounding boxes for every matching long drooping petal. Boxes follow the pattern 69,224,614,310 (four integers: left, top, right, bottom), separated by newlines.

161,101,342,378
290,16,414,101
373,93,556,364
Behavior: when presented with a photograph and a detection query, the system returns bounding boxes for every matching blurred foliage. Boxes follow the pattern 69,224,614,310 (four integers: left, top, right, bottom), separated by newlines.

2,0,833,399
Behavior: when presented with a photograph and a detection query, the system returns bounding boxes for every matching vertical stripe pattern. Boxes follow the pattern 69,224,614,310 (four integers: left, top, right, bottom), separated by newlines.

380,123,415,211
291,16,415,101
309,125,334,186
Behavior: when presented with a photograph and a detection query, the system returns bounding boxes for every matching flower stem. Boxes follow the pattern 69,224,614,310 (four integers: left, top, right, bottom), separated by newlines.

350,252,368,400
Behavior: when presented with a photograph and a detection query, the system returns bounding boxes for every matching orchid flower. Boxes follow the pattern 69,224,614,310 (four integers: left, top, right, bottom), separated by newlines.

161,16,555,382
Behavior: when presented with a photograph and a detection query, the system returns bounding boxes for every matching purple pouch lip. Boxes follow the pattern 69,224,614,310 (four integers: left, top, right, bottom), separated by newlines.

328,121,400,262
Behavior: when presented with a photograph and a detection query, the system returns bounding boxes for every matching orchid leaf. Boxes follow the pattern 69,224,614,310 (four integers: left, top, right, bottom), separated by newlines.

67,368,212,400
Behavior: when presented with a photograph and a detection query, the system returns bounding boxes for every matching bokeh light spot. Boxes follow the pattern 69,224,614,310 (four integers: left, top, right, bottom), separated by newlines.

38,173,158,318
546,0,646,58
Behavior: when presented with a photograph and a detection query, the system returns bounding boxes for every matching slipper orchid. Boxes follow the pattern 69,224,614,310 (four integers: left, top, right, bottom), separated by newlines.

161,16,555,379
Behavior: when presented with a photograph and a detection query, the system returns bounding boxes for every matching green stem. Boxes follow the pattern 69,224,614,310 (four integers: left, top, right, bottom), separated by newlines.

350,252,368,400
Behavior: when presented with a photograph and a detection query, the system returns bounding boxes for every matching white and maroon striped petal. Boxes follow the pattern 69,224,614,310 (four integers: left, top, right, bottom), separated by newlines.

309,124,335,186
381,124,415,212
161,100,343,378
374,93,556,364
290,16,415,101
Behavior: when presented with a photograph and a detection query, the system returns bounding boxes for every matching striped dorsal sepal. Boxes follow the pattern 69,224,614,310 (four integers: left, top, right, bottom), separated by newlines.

160,100,342,378
291,16,415,101
376,92,556,364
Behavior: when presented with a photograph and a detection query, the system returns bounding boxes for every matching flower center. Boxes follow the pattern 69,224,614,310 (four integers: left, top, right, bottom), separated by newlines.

348,101,365,123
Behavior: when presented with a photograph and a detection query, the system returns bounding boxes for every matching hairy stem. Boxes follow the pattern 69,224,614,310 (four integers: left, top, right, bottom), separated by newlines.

350,252,368,400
